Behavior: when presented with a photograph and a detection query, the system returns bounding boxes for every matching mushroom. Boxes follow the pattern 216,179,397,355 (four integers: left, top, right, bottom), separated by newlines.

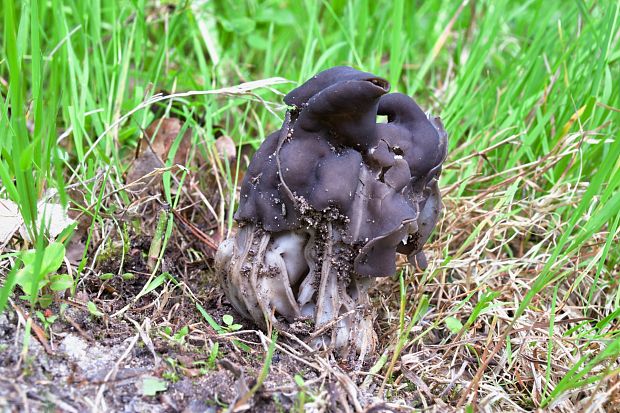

215,66,447,359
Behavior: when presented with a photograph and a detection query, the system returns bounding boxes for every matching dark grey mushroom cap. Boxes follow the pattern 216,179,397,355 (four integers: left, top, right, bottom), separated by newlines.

235,66,447,277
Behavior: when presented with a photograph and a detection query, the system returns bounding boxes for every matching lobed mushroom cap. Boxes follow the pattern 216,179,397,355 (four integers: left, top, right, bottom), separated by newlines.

235,66,447,277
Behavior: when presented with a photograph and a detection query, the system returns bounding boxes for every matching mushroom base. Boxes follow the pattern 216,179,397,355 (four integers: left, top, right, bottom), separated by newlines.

215,222,377,359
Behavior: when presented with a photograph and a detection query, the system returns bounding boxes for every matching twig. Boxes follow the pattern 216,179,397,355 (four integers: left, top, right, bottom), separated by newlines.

11,303,53,355
171,208,219,251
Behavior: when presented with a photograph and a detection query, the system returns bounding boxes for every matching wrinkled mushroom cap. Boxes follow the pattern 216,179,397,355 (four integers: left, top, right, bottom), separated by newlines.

235,66,447,277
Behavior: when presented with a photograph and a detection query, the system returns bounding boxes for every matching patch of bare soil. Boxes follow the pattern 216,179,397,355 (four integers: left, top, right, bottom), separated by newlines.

0,306,239,412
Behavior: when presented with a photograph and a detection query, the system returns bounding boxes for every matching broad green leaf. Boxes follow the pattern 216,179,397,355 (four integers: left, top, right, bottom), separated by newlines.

49,274,74,291
222,314,234,326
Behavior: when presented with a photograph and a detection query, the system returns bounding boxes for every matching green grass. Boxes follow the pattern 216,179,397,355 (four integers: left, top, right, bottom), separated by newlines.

1,0,619,410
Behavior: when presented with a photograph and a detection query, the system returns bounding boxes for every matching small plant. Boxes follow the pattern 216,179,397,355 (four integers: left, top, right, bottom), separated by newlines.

173,326,190,344
162,370,179,382
207,342,219,370
190,342,220,375
12,242,74,308
229,331,278,411
196,304,251,352
35,309,58,333
87,301,104,318
163,357,181,382
160,325,190,346
294,374,311,412
221,314,242,333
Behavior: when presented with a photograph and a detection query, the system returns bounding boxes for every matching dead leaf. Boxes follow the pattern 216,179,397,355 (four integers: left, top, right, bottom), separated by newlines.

126,118,192,192
0,196,75,247
125,148,166,191
19,201,75,242
141,117,191,164
0,199,21,248
215,135,237,163
65,239,86,264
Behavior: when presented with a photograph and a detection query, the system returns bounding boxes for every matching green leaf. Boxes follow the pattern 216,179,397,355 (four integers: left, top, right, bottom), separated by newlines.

222,314,234,326
14,269,47,296
445,316,464,334
196,303,223,334
121,272,135,281
14,242,61,294
220,17,255,35
38,295,53,308
18,142,34,171
233,340,252,353
20,242,66,275
142,377,168,396
136,272,168,299
87,301,104,317
465,290,501,327
173,326,189,341
0,264,19,313
36,311,46,323
254,8,295,25
294,374,305,387
49,273,74,291
208,342,219,369
246,34,268,51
